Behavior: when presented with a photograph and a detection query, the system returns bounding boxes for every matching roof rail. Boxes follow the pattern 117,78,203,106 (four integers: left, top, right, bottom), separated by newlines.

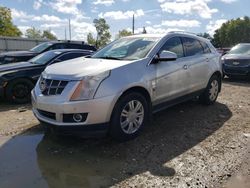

168,31,198,36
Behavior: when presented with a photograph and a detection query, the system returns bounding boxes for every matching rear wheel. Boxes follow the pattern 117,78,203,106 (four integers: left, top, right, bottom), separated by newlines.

6,78,34,104
199,75,221,105
109,92,149,141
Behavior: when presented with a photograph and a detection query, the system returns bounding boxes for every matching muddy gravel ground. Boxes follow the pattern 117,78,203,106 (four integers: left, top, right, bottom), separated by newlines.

0,78,249,188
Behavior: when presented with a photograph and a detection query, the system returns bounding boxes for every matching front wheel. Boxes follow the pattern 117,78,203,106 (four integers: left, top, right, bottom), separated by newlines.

199,75,221,105
109,92,149,141
5,78,34,104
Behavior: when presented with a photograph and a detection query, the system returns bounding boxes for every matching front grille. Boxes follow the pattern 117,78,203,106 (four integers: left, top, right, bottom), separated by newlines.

37,109,56,120
224,59,250,67
224,68,248,75
40,78,68,96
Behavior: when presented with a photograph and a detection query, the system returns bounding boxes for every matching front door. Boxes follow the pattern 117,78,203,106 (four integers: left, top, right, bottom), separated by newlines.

154,37,190,104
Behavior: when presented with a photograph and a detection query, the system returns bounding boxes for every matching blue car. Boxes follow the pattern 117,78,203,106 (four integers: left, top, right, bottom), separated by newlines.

221,43,250,78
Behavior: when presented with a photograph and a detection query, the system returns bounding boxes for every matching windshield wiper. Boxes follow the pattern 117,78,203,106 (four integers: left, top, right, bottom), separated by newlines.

98,56,122,60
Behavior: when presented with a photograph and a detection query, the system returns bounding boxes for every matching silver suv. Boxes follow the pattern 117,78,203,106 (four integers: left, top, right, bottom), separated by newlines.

32,32,222,141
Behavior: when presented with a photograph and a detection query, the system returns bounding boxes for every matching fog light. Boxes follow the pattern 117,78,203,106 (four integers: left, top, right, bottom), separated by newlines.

73,113,83,122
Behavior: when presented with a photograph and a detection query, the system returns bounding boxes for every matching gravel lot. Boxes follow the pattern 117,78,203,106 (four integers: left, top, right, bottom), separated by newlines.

0,78,249,188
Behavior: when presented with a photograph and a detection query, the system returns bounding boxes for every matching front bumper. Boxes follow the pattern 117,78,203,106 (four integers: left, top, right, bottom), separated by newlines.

223,64,250,76
32,89,116,128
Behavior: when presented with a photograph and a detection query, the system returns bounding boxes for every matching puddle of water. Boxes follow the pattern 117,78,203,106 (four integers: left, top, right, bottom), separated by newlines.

0,133,126,188
0,134,47,188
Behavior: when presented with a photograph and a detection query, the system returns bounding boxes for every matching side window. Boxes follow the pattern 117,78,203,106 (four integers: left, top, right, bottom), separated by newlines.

56,52,86,62
182,37,204,57
161,37,184,58
50,44,65,50
200,41,211,54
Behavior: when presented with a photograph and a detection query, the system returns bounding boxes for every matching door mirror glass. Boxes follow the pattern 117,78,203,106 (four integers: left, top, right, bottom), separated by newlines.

156,50,177,62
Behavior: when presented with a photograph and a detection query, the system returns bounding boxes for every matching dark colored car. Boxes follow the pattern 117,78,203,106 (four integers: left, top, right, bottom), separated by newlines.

221,43,250,78
0,49,93,103
0,41,96,65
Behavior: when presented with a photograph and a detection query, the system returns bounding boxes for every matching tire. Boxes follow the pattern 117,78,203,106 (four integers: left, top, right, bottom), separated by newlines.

5,78,34,104
109,92,149,141
199,75,221,105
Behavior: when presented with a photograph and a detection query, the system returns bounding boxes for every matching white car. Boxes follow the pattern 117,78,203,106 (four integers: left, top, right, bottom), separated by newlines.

32,32,222,141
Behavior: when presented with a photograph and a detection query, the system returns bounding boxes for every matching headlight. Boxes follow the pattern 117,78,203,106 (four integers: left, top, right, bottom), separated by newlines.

70,71,110,101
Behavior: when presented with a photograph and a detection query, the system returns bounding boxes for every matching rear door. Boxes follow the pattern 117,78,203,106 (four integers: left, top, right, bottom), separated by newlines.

154,37,190,104
181,37,210,91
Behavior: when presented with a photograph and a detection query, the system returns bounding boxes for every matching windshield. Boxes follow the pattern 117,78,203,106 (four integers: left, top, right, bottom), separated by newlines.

30,42,53,53
29,51,62,65
228,44,250,55
92,37,160,60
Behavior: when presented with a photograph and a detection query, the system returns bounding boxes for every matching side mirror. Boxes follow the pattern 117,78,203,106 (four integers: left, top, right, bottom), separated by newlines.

155,50,177,62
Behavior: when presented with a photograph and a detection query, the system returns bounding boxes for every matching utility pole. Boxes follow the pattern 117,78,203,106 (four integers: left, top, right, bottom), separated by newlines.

93,19,98,48
68,19,71,40
132,14,135,34
65,27,67,40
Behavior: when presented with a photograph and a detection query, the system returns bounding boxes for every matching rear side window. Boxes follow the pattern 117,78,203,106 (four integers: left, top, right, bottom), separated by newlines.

65,44,96,51
50,44,66,50
200,41,211,54
57,52,88,61
182,37,204,57
161,37,184,58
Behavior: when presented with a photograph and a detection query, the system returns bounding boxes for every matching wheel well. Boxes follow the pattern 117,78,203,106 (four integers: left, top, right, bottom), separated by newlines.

119,86,151,104
4,77,36,96
7,77,36,86
110,86,152,125
211,71,222,91
114,86,152,116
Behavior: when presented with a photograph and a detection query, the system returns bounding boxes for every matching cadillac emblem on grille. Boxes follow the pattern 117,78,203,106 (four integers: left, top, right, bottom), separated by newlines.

39,78,47,92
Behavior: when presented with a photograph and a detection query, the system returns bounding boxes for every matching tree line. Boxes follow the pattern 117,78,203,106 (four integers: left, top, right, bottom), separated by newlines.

0,6,57,40
1,5,250,49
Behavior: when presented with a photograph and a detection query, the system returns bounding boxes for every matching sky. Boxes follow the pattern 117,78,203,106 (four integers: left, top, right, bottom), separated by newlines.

0,0,249,41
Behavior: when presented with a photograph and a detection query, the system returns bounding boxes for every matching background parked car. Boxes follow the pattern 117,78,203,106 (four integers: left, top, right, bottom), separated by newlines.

0,41,96,65
217,47,231,56
221,43,250,79
0,49,93,103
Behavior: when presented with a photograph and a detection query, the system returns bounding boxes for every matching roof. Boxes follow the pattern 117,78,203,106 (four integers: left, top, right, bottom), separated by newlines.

125,34,165,38
45,49,93,53
120,31,207,41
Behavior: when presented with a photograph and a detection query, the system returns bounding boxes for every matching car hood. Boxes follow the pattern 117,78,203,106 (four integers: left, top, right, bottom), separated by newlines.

0,51,38,57
222,54,250,60
43,57,136,80
0,61,40,73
